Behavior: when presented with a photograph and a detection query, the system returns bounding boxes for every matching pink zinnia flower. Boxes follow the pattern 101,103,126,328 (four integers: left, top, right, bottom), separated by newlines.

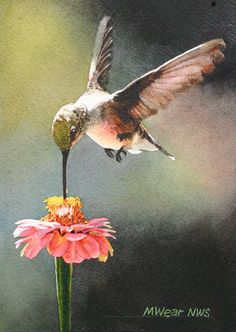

13,196,115,264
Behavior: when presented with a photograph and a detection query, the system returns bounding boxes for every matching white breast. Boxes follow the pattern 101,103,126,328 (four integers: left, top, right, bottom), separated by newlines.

86,121,123,150
75,91,122,149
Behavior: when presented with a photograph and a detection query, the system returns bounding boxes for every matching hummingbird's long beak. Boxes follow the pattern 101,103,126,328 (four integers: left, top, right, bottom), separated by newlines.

62,150,69,199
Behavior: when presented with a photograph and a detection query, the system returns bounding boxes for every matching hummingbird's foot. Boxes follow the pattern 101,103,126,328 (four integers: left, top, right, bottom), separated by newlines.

116,147,127,162
104,148,115,158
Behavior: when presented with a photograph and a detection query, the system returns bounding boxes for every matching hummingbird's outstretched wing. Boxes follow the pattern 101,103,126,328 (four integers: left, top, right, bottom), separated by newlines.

112,39,226,121
87,16,113,91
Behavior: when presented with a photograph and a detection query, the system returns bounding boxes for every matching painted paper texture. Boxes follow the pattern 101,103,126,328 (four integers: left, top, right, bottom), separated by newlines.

1,1,236,331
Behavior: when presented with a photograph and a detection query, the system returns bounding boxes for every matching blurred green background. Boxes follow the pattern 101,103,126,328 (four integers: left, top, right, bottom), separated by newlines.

1,0,236,331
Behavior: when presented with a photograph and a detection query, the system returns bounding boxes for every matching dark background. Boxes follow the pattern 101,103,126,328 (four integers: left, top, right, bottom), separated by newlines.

1,0,236,331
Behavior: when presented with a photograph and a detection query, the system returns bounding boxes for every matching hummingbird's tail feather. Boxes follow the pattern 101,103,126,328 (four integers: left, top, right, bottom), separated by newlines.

127,125,175,160
154,143,176,161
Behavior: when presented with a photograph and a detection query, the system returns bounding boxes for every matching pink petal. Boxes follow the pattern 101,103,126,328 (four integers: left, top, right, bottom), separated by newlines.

15,219,41,225
89,228,116,238
71,224,95,231
20,230,53,259
86,221,110,228
13,226,37,238
15,219,46,227
15,219,60,229
69,219,110,233
15,238,28,249
21,242,42,259
40,233,53,247
59,224,93,233
59,225,74,233
92,235,109,257
64,233,87,241
15,228,50,248
80,236,100,258
70,225,106,235
88,218,109,224
62,242,85,264
47,231,69,257
75,241,91,259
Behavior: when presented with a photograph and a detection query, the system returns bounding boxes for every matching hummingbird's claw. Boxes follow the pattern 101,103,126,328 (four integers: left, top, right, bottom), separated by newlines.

104,148,115,158
116,147,127,162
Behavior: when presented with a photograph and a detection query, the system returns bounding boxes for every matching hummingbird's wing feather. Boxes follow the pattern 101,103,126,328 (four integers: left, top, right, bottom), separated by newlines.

87,16,113,91
113,39,226,121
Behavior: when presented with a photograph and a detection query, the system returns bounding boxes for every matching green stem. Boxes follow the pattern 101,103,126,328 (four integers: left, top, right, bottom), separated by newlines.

55,257,73,332
54,150,72,331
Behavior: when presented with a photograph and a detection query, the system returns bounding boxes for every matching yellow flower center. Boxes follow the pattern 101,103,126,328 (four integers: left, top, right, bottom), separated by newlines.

42,196,87,226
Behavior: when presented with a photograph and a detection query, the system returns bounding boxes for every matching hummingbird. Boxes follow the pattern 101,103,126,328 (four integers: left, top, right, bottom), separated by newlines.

52,16,225,195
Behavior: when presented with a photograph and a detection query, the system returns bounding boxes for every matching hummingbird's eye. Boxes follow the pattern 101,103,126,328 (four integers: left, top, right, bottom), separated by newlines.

70,127,77,141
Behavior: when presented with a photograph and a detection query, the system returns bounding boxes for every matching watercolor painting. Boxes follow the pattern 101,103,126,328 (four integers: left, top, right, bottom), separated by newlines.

1,1,236,331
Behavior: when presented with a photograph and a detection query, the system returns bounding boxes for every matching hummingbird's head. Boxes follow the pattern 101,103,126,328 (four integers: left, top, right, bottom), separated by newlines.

52,103,88,152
